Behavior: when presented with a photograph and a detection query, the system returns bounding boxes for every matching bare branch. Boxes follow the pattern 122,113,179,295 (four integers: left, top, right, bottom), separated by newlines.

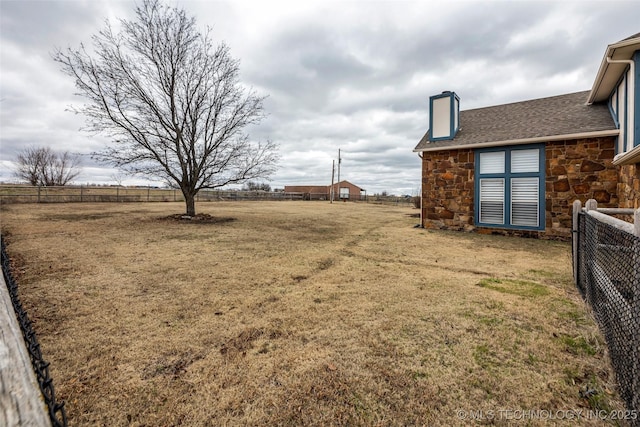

14,147,82,186
53,0,278,215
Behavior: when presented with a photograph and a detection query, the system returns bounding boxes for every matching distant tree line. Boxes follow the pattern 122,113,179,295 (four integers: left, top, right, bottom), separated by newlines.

15,146,81,186
241,181,271,191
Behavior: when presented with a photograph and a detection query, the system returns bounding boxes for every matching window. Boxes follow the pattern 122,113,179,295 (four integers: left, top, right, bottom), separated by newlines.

475,145,545,230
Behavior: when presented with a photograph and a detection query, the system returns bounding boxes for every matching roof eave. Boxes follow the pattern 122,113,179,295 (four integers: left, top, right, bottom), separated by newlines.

613,145,640,166
413,129,619,153
588,36,640,104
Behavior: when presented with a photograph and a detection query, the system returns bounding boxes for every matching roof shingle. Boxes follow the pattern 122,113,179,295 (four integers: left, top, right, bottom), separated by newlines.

414,91,616,151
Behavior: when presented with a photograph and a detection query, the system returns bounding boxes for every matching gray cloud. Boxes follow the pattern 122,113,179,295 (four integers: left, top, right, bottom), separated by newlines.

1,0,639,193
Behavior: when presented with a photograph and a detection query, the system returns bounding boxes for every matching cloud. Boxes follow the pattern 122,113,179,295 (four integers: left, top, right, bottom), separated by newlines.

1,0,639,194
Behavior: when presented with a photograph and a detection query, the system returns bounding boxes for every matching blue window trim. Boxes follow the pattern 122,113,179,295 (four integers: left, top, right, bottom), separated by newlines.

428,91,460,142
474,144,546,231
609,70,628,154
625,70,630,151
634,51,640,148
608,85,619,128
610,65,633,153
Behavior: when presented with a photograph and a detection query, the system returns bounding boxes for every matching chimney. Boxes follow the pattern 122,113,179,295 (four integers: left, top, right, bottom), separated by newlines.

429,91,460,141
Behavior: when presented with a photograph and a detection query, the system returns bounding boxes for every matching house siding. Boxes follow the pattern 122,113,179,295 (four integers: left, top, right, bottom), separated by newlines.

283,181,365,201
283,186,330,200
330,181,365,200
420,136,620,239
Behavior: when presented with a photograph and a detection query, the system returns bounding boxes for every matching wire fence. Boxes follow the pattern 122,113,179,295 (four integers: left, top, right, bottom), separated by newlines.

572,200,639,422
0,185,416,206
0,185,276,203
1,237,68,427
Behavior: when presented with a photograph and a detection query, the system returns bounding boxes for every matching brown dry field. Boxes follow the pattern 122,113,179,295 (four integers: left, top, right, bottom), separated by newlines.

0,201,627,426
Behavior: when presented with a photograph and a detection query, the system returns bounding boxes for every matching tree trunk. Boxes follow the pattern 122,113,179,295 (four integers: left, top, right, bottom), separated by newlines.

184,191,196,216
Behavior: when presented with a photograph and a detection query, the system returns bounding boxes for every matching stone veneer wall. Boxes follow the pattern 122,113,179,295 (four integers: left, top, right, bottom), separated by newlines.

544,137,618,238
618,163,640,209
420,136,620,240
420,149,475,232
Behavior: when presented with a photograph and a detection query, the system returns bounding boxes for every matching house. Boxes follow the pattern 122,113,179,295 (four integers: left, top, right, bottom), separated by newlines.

284,180,366,201
413,33,640,239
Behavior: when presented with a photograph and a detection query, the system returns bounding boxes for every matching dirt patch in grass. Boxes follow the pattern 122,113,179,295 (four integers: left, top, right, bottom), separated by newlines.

0,201,627,426
160,213,236,223
43,212,116,221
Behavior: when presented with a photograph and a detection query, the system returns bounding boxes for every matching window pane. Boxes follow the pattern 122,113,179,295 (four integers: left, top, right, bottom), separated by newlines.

511,178,539,226
479,178,504,224
479,151,505,174
511,149,539,173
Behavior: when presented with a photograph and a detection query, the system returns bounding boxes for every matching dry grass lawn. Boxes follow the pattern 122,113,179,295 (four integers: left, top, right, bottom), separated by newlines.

0,201,626,426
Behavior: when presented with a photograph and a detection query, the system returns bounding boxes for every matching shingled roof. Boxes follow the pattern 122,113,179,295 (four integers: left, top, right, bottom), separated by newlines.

284,180,364,193
414,90,617,152
283,185,329,194
620,32,640,41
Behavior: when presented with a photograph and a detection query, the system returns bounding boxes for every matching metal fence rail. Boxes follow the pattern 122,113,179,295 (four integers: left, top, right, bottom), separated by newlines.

572,199,639,422
1,237,67,427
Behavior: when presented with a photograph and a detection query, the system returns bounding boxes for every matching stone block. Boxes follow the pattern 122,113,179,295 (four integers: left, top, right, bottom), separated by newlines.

599,149,614,160
580,160,605,172
572,183,590,194
440,209,455,219
553,179,570,192
566,148,585,159
446,200,460,211
439,160,452,169
593,190,610,203
441,172,455,181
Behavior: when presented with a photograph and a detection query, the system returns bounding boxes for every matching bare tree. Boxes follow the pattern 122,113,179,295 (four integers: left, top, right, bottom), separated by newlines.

15,146,81,186
15,147,45,186
54,0,278,216
110,173,124,187
242,181,271,192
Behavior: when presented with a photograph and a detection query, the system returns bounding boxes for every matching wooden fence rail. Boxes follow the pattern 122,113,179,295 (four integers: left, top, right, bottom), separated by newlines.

1,273,52,427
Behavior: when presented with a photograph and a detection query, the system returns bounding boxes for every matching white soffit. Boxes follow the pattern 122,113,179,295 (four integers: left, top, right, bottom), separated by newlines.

589,38,640,104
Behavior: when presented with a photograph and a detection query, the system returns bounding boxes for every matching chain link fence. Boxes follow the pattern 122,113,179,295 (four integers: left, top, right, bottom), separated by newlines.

1,237,67,427
573,204,639,422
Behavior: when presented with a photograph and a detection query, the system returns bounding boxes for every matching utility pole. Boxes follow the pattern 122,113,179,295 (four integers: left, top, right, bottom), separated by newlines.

330,160,335,203
337,149,341,199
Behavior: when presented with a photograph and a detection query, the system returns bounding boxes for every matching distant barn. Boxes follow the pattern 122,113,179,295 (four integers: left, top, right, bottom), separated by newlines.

284,180,366,201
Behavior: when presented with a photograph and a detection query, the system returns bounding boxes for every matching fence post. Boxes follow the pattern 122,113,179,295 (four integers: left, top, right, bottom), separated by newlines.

634,208,640,414
585,199,598,211
572,200,582,286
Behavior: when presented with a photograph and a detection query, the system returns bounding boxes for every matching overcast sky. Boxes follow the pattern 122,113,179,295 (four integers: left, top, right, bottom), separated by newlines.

1,0,639,195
